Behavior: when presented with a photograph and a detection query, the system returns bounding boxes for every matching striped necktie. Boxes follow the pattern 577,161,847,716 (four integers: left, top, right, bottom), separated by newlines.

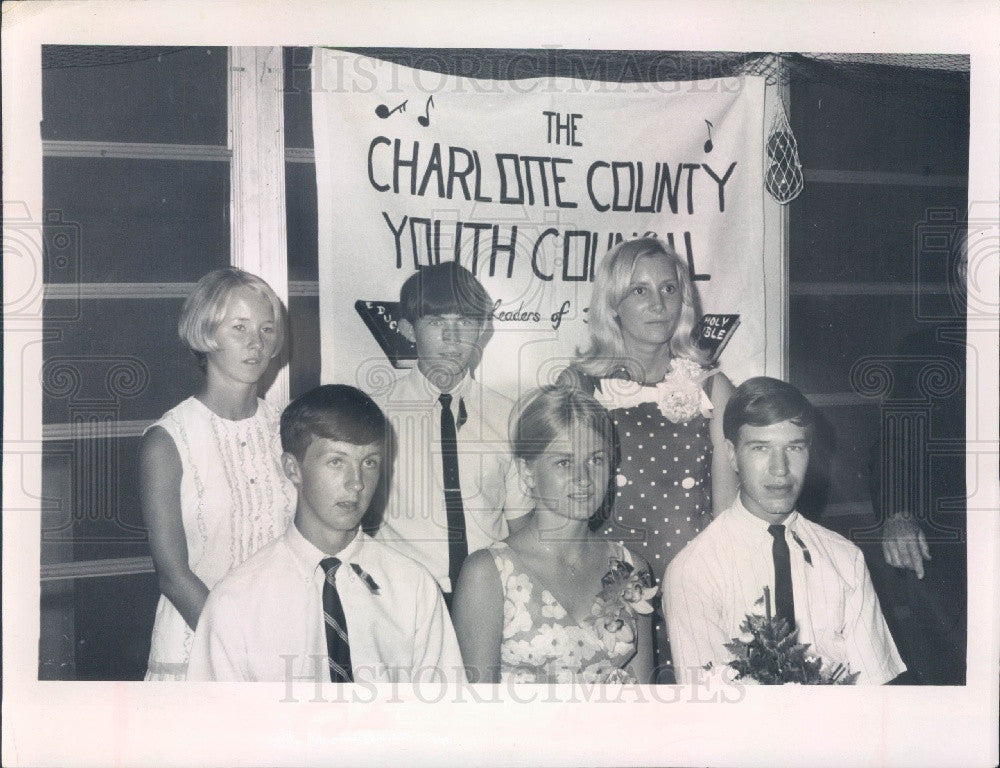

320,557,352,683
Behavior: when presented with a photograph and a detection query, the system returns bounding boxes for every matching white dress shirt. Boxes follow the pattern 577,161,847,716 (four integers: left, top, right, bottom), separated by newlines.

374,369,531,592
187,523,464,682
663,498,906,685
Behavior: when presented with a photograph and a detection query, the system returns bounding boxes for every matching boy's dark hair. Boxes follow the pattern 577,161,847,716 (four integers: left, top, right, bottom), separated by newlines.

398,261,493,323
281,384,388,460
723,376,816,444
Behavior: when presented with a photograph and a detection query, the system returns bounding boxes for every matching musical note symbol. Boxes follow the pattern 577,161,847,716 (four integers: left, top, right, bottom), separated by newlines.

375,99,407,119
703,120,714,153
418,96,434,127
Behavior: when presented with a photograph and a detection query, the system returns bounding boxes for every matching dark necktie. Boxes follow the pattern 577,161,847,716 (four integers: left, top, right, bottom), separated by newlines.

320,557,352,683
768,524,795,629
439,393,468,591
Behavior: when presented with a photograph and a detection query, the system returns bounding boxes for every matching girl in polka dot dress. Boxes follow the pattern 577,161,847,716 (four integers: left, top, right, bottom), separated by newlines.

559,237,739,682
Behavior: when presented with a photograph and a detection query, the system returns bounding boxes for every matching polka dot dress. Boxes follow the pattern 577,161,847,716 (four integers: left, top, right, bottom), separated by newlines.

599,400,714,683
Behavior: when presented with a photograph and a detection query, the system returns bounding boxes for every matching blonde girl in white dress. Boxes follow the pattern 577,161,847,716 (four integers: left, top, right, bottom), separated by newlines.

141,268,296,680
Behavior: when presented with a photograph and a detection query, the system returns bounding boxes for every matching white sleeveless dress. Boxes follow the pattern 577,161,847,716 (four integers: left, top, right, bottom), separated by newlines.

144,397,296,680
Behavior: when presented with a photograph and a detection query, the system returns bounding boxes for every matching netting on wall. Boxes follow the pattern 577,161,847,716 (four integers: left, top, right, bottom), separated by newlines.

737,52,969,82
764,103,804,204
804,52,969,71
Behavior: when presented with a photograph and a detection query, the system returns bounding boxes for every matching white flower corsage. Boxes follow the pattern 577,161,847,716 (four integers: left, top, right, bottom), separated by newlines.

654,358,715,423
595,359,715,423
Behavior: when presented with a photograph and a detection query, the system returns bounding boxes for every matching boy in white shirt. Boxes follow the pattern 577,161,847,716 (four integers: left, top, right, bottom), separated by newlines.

374,261,530,607
664,376,905,685
187,384,463,683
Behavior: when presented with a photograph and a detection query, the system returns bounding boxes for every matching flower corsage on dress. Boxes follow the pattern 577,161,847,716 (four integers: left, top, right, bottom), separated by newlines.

590,559,658,682
596,357,715,424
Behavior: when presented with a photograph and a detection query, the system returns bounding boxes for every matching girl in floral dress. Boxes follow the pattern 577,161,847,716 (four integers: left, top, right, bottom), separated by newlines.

452,386,656,684
559,237,739,682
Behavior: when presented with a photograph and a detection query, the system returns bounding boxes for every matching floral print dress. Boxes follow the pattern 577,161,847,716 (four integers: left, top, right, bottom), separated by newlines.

488,541,647,684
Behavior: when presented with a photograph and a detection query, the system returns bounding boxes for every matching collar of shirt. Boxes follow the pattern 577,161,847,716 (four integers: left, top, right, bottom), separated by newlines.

284,522,366,584
727,496,801,543
399,367,472,407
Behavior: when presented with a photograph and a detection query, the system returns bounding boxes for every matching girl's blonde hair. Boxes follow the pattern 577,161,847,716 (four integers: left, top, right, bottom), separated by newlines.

574,237,708,378
509,385,618,530
178,267,286,356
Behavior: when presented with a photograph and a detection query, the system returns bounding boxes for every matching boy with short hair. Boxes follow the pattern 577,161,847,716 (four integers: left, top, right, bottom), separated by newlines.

187,384,463,682
664,376,905,685
374,261,530,607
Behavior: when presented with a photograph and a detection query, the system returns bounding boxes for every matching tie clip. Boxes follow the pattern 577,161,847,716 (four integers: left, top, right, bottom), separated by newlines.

350,563,381,594
790,530,812,566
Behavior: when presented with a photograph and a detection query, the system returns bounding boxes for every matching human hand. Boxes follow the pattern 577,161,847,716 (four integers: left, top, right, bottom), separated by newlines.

882,513,931,579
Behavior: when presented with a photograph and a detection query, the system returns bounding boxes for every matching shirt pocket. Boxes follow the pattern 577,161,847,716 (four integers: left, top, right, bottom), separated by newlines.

805,561,849,646
458,451,495,504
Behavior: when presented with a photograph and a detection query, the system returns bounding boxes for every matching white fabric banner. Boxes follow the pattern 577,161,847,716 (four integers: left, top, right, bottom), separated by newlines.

314,49,776,395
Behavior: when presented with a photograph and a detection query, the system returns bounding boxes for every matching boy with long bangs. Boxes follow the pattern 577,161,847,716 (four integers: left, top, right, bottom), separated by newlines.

374,261,531,608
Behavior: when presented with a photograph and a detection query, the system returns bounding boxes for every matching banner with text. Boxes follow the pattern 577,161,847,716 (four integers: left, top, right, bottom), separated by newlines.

314,49,774,396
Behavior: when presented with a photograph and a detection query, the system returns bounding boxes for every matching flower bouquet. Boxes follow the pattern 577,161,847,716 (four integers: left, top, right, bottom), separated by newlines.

712,586,860,685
